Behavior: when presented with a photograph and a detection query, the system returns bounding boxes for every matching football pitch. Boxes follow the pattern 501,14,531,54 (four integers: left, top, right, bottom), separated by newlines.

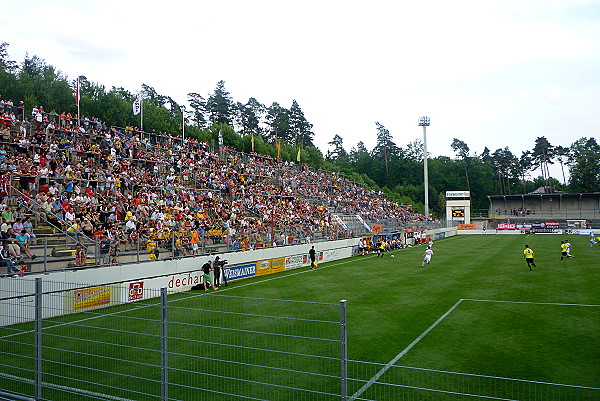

1,234,599,400
230,234,600,385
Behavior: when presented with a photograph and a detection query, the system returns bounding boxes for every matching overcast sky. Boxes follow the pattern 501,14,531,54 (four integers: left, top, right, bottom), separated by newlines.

3,0,599,181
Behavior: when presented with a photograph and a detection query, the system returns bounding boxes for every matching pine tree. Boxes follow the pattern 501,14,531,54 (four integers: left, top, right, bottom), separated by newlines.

206,80,234,125
371,122,398,175
264,102,290,144
187,92,208,128
531,137,555,192
288,100,314,147
326,134,347,162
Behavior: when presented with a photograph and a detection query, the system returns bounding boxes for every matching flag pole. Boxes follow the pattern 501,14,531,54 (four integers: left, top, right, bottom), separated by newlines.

76,77,80,126
182,106,185,143
140,93,144,132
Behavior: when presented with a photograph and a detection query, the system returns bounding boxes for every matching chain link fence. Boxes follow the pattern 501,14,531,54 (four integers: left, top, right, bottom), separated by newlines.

1,278,345,401
1,278,598,401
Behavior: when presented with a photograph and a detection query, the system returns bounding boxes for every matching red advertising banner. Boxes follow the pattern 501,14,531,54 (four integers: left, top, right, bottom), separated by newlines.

497,223,516,230
128,282,144,301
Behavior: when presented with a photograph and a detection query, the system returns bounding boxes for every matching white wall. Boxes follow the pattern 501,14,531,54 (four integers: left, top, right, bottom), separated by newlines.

0,239,359,326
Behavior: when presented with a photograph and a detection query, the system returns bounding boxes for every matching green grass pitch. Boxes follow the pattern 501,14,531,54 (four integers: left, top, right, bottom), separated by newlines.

231,234,600,387
1,234,599,400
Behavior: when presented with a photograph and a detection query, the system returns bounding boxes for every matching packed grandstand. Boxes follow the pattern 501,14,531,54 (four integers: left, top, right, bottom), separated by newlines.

0,100,431,271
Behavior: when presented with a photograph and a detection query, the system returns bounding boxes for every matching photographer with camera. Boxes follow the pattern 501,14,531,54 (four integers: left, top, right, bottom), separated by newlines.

213,256,228,288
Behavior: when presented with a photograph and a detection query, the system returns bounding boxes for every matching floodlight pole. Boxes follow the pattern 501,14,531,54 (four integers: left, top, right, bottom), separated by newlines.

419,116,430,219
181,105,186,143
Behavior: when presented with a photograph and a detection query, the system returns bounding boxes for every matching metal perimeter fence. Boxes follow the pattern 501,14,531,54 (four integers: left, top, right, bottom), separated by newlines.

1,278,598,401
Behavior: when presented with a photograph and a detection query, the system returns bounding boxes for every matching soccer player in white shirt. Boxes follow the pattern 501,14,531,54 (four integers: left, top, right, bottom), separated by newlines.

422,246,434,267
564,240,574,258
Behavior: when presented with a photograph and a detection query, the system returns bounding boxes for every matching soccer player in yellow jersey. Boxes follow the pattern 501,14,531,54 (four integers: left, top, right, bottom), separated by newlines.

377,240,387,258
560,241,568,262
523,244,536,271
560,241,574,262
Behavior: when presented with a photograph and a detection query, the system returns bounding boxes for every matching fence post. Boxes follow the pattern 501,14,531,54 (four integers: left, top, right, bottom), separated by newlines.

160,288,168,401
35,277,43,401
340,299,348,401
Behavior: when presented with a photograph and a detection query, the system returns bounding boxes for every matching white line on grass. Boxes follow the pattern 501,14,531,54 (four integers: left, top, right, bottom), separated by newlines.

0,371,136,401
0,302,154,340
1,257,364,398
348,296,600,400
1,255,364,341
1,256,361,340
349,299,465,401
462,298,600,307
172,255,366,301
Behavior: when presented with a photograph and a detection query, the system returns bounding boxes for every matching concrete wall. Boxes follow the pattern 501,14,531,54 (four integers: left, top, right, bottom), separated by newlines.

0,238,359,326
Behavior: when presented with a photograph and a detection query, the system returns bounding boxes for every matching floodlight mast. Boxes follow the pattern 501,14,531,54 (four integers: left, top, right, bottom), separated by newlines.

418,116,430,219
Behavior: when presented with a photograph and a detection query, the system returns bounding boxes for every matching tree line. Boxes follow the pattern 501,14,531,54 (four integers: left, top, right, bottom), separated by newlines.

1,42,598,216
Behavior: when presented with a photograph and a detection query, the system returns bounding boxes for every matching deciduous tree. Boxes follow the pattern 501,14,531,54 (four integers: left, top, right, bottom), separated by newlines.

451,138,471,194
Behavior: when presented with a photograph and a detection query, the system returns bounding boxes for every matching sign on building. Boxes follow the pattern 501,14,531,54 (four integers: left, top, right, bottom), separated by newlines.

446,190,471,224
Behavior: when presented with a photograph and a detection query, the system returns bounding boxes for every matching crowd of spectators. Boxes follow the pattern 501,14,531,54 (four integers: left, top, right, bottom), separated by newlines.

0,95,427,266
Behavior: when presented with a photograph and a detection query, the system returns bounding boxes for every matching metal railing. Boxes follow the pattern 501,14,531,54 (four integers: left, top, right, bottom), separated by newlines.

1,278,598,401
0,278,346,401
346,361,599,401
0,278,600,401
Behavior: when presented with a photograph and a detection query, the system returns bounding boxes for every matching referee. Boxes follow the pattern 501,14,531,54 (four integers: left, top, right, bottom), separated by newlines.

523,245,537,271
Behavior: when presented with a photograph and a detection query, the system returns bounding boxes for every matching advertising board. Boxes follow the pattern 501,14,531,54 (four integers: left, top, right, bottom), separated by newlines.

73,286,111,311
567,220,588,228
446,191,470,198
285,254,306,270
458,224,476,230
256,258,286,277
323,248,352,261
371,224,383,233
223,263,256,281
128,281,144,302
166,272,203,291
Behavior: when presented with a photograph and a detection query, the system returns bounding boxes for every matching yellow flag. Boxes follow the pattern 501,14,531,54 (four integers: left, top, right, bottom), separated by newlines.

276,141,281,159
297,148,301,162
251,134,255,151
